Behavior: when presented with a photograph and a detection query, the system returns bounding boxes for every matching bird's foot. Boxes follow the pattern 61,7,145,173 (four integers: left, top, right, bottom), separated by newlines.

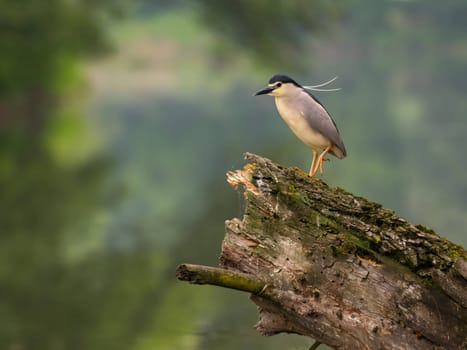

319,158,330,174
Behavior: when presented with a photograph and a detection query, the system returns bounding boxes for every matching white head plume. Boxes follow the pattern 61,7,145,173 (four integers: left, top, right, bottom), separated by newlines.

303,76,341,92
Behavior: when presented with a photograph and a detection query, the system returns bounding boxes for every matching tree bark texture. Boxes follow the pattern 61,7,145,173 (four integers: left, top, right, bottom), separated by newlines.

179,153,467,350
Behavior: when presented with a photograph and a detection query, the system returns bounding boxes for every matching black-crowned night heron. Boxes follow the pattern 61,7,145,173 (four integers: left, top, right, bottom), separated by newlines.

255,74,347,177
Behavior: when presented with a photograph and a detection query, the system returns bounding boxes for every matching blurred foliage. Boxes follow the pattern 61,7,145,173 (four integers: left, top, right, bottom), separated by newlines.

0,0,466,350
337,0,467,232
0,0,127,138
195,0,344,70
0,0,126,96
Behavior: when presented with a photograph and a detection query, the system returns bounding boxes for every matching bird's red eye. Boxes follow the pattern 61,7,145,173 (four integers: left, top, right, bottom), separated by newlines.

276,82,282,87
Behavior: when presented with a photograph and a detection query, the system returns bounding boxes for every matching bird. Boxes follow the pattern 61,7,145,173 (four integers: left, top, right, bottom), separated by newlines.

255,74,347,177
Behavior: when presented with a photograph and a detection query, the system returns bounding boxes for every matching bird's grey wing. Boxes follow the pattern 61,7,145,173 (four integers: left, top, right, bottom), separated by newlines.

299,90,347,157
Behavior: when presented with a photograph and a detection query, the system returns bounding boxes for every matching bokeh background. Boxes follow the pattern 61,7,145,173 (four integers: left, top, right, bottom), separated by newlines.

1,1,466,349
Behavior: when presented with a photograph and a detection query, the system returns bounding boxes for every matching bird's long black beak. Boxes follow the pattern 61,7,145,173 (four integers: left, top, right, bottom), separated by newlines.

254,86,275,96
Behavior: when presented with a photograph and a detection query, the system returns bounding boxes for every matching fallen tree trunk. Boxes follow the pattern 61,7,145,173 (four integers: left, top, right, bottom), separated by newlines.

176,153,467,350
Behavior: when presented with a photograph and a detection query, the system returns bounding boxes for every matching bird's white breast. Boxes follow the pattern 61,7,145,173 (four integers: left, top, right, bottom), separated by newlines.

275,96,331,150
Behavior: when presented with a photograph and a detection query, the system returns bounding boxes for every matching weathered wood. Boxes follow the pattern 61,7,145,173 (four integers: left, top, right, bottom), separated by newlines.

178,153,467,350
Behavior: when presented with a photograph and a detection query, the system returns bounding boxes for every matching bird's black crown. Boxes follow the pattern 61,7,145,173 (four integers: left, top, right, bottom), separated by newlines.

269,74,301,87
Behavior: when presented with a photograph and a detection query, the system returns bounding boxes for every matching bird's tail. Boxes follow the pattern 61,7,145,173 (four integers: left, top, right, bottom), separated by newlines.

331,145,346,159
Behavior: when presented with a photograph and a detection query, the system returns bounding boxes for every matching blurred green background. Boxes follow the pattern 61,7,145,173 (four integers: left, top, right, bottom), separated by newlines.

1,1,466,349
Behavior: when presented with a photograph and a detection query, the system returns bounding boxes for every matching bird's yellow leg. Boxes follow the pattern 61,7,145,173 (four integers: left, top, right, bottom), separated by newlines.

308,149,318,176
311,145,332,176
319,157,330,174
